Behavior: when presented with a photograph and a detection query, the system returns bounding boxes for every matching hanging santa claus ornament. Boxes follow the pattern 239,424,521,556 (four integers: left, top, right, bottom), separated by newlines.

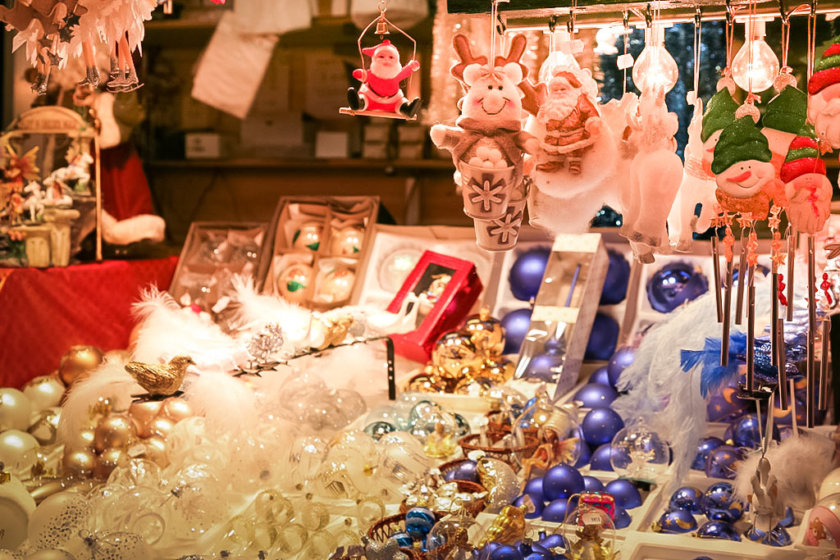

340,0,421,120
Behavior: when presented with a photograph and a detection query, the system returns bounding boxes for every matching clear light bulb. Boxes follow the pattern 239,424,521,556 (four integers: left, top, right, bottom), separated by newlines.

539,29,581,83
632,24,679,93
731,19,780,93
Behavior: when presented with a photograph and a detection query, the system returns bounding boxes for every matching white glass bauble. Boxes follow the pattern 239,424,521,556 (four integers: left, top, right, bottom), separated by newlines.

0,389,32,432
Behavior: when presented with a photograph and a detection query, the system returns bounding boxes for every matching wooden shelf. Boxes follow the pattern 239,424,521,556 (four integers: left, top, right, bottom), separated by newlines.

147,158,454,171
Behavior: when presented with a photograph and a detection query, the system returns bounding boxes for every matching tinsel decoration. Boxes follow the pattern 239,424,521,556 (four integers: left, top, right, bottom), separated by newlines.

246,323,284,370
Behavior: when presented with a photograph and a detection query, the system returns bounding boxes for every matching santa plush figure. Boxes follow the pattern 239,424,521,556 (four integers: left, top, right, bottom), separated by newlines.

808,38,840,152
347,39,421,117
781,124,832,234
534,69,601,175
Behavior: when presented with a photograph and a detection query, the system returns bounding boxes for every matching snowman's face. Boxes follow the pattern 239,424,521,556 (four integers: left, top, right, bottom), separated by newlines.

715,160,775,198
701,130,723,175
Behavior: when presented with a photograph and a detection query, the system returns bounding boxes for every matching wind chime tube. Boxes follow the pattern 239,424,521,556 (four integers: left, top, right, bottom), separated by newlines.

721,260,734,365
807,235,817,428
712,235,723,323
771,268,779,366
777,317,789,410
735,228,748,325
787,229,796,321
820,316,831,410
746,272,756,393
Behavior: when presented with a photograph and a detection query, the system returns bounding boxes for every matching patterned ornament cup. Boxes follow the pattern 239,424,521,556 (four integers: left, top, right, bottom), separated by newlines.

460,162,516,220
474,190,527,252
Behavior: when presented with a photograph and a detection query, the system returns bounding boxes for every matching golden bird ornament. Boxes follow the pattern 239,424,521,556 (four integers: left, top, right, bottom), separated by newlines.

124,355,195,396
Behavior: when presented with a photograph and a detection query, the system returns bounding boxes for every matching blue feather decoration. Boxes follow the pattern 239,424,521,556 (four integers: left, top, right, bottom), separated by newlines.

681,332,747,398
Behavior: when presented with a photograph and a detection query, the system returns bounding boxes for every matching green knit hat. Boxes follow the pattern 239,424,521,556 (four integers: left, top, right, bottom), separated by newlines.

780,123,826,183
762,86,807,134
809,40,840,94
712,116,772,175
702,88,739,142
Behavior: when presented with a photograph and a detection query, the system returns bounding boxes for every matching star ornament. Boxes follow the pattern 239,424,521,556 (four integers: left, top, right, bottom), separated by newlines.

468,174,506,212
489,211,523,244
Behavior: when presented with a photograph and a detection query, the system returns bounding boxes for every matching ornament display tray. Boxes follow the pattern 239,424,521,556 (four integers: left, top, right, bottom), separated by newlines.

259,196,379,311
169,221,268,312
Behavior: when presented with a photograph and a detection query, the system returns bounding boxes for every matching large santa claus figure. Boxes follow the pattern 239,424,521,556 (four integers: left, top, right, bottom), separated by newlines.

532,69,601,175
347,39,421,118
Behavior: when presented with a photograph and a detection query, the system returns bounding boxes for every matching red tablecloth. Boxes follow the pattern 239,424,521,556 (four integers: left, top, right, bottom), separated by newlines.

0,257,178,388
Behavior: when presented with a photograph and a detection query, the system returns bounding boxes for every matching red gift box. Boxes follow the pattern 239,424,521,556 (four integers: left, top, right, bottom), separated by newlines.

386,250,483,362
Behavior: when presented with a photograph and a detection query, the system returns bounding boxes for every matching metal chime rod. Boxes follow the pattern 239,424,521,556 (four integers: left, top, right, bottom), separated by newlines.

807,235,817,427
712,235,723,323
735,227,748,325
820,317,831,410
721,260,734,365
777,318,789,410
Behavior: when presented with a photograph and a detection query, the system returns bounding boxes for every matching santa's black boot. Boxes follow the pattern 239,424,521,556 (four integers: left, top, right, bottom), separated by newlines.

347,88,362,110
400,98,421,118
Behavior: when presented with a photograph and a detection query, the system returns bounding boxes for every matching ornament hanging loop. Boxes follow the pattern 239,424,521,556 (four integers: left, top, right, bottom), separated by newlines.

376,0,389,35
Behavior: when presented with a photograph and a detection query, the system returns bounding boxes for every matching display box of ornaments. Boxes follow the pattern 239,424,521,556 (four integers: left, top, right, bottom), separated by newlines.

259,196,378,310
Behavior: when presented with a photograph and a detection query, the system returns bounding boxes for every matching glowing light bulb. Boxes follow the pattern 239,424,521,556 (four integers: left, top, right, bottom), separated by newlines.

632,24,679,93
731,19,780,93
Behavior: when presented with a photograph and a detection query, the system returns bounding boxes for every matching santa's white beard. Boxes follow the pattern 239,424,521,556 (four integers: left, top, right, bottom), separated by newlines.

537,92,578,123
811,97,840,150
371,61,401,80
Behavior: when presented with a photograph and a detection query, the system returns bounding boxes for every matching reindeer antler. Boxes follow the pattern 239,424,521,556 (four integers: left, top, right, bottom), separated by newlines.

494,33,529,80
451,34,488,83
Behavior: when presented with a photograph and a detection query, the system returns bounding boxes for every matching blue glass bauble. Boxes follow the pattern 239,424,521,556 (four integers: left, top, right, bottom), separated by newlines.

704,445,744,480
693,557,714,560
404,507,435,541
691,437,724,470
537,533,565,550
573,383,618,408
590,443,615,471
390,531,413,548
509,247,551,301
514,494,544,519
501,308,533,354
581,407,625,447
524,352,564,383
584,313,620,361
728,413,779,448
583,475,604,493
542,497,578,522
453,413,470,437
523,477,544,502
606,346,635,387
773,394,807,426
696,520,742,541
656,509,697,533
590,366,612,387
364,421,396,441
543,465,585,501
574,440,591,468
605,479,642,509
646,261,709,313
489,544,524,560
706,387,750,422
444,460,478,483
601,249,631,305
614,507,632,529
703,481,745,522
668,487,703,514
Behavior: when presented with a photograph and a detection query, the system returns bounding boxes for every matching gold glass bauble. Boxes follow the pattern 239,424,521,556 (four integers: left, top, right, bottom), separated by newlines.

407,374,443,393
58,345,103,386
278,263,313,304
292,221,324,252
317,267,355,303
453,375,494,396
329,227,365,257
462,307,506,358
93,448,125,480
62,448,95,479
431,331,480,379
481,357,515,383
22,376,65,412
160,397,194,423
93,415,136,453
149,417,175,439
0,388,32,432
143,436,168,467
64,428,95,453
127,401,163,439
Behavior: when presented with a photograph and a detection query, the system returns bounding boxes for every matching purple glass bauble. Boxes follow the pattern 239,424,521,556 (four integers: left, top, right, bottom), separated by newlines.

691,436,725,470
524,352,564,383
656,509,697,533
583,475,605,493
541,496,579,523
501,308,533,354
523,477,544,502
584,313,620,361
509,247,551,302
703,481,746,523
668,487,703,514
574,440,591,468
514,494,544,519
696,520,742,541
543,465,585,501
706,387,750,422
573,383,618,408
590,443,615,471
773,394,807,426
489,544,524,560
728,413,779,448
581,407,625,447
601,249,631,305
646,261,709,313
445,460,478,483
537,534,565,550
614,507,632,529
605,479,642,509
607,347,635,387
704,445,744,480
590,366,612,387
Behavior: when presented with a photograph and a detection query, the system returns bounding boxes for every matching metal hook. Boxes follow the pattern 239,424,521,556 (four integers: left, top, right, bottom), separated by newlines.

644,4,653,28
694,7,702,26
548,15,559,33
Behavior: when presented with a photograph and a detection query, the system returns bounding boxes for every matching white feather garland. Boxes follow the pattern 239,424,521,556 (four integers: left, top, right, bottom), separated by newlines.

181,367,258,434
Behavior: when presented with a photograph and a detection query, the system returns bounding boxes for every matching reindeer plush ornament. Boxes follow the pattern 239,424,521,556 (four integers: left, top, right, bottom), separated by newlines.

430,34,539,251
